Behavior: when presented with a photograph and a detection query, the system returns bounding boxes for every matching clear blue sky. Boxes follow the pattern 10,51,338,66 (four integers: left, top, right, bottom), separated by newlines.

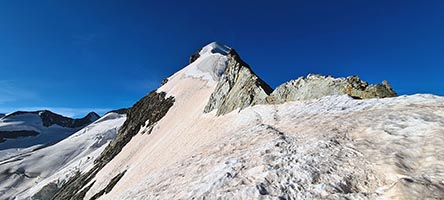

0,0,443,117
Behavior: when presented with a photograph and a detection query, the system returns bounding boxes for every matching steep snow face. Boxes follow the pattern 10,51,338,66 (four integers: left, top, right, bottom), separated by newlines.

0,112,126,199
182,42,231,86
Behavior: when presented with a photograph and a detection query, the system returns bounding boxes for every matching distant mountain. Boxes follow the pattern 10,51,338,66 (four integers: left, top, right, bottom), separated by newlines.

0,112,126,199
0,110,100,152
0,114,4,118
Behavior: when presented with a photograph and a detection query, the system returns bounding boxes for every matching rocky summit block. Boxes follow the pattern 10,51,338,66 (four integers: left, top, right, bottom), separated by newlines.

204,49,273,115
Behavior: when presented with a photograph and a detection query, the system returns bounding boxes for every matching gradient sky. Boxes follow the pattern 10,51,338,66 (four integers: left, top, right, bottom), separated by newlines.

0,0,443,117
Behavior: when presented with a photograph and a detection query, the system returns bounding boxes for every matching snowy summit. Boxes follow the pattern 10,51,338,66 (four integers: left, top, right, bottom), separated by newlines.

182,42,231,85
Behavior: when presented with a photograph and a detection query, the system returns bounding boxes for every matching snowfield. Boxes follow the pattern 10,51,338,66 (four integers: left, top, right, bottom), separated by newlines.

0,113,126,199
92,92,444,200
79,42,444,199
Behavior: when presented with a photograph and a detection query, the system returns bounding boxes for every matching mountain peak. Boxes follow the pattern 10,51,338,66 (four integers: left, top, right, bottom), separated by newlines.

183,42,233,85
189,42,231,64
85,112,100,121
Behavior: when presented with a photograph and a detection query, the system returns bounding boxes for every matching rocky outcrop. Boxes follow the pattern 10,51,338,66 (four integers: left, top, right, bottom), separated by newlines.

204,49,273,115
52,91,174,200
95,91,174,165
267,74,397,104
90,170,127,200
189,48,202,64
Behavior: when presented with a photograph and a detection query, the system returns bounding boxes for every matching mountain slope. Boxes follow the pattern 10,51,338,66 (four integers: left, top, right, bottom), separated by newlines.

51,42,444,200
0,112,126,199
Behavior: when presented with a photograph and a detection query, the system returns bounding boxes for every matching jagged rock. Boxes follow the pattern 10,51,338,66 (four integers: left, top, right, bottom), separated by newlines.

95,91,174,165
267,74,397,104
204,49,273,115
189,48,201,63
160,78,169,87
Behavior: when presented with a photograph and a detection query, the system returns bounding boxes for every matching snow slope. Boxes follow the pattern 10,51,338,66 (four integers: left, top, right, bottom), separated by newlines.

0,112,126,199
74,42,444,199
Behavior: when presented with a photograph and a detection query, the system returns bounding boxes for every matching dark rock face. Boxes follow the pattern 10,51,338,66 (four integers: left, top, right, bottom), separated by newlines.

52,91,174,200
0,130,39,143
32,182,59,200
95,91,174,165
204,49,273,115
0,114,5,118
90,170,127,200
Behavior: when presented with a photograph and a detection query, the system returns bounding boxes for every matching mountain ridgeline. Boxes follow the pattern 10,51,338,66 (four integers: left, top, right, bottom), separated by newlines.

0,110,100,144
50,42,399,199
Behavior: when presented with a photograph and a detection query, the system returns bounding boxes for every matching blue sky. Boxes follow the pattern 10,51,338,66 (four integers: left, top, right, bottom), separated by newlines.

0,0,443,117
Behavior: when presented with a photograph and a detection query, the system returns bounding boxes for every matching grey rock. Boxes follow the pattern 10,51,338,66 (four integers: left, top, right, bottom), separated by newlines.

267,74,397,104
204,49,273,115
